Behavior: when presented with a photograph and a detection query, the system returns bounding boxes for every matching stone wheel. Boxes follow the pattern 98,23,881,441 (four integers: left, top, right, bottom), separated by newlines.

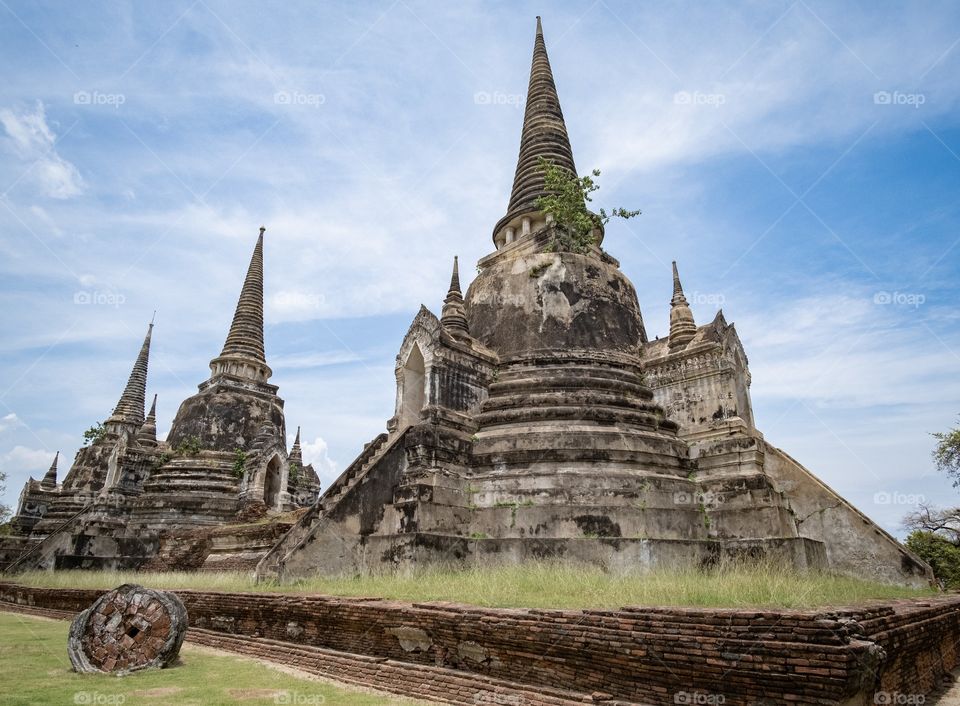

68,583,188,674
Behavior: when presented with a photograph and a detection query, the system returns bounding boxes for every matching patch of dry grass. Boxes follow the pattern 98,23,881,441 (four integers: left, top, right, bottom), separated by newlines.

9,560,936,610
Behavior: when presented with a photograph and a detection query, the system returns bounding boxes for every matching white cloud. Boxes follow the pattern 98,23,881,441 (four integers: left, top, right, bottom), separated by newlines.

299,436,339,482
271,351,361,370
738,293,960,409
0,414,21,433
0,445,55,474
581,3,960,178
28,205,63,236
0,101,84,199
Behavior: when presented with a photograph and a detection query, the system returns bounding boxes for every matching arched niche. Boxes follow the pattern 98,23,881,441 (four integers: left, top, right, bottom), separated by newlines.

263,455,283,510
399,344,427,428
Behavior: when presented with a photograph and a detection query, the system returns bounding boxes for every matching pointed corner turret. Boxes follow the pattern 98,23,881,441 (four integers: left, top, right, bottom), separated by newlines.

440,256,470,337
105,321,153,434
209,227,272,383
492,16,585,249
669,261,697,350
137,394,159,447
41,451,59,489
289,426,303,466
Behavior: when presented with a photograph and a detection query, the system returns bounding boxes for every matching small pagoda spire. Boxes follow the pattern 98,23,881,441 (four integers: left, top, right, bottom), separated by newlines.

136,394,158,447
209,227,272,383
105,321,153,430
668,261,697,350
492,16,581,247
440,256,470,337
289,426,303,466
41,451,59,489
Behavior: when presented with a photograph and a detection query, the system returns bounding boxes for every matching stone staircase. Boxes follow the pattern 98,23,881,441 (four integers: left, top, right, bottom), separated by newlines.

255,432,391,580
0,535,39,573
129,453,243,528
319,433,390,511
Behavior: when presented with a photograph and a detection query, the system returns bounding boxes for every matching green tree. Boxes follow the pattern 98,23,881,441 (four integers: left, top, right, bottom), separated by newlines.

82,422,106,447
933,420,960,486
535,157,640,253
900,418,960,586
905,530,960,588
0,465,9,525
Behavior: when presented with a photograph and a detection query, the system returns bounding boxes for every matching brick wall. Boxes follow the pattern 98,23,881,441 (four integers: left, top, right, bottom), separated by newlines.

1,582,957,705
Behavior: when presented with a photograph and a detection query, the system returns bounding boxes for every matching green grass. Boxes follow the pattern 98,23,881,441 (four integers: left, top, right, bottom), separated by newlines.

0,612,410,706
9,561,937,610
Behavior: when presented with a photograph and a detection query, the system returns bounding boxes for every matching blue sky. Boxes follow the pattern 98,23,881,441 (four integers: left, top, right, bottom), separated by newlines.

0,0,958,537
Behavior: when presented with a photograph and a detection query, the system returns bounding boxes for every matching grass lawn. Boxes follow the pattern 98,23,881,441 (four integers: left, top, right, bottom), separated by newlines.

0,612,410,706
9,561,938,610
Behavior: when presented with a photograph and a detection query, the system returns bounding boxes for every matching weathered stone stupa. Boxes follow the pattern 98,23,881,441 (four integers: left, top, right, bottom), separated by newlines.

0,229,320,572
259,18,932,587
128,227,295,529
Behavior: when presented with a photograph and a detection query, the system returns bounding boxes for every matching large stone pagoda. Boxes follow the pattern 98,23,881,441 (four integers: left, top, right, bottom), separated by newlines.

258,18,932,587
0,229,320,572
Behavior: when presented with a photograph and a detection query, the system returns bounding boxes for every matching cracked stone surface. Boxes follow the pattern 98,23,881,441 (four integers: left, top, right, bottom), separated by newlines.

68,583,187,675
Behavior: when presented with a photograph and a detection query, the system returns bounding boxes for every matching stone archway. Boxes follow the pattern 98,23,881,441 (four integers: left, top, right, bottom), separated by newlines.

263,455,282,510
399,344,426,428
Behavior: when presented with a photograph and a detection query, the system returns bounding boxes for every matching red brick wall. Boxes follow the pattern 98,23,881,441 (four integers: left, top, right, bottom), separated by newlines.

2,582,957,705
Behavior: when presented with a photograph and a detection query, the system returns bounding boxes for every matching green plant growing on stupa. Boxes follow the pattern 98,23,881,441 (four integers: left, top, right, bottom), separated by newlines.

82,423,106,447
288,462,300,484
175,435,202,457
232,449,247,479
535,156,640,253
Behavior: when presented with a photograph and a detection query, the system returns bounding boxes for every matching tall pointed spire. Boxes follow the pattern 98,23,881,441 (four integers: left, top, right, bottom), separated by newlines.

669,261,697,350
136,394,158,447
289,426,303,466
440,256,470,337
493,16,579,247
209,227,272,383
105,321,152,430
41,451,59,489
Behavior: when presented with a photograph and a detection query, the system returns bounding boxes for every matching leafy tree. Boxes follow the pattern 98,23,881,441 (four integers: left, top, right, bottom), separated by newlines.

933,421,960,486
82,422,106,447
0,465,9,525
905,530,960,588
535,157,640,253
899,418,960,586
902,503,960,544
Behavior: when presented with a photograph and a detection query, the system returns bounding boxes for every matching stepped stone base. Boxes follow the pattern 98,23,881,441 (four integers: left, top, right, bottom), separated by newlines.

140,516,299,573
365,534,827,573
0,535,38,572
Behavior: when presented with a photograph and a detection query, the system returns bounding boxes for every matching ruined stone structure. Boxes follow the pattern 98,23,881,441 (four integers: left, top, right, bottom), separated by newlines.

9,452,61,536
67,583,188,675
0,229,320,572
257,18,931,588
0,17,931,588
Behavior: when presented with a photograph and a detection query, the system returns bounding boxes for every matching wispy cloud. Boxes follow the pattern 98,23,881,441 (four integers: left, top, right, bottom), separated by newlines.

271,350,362,370
0,414,22,433
0,101,83,198
0,445,55,476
